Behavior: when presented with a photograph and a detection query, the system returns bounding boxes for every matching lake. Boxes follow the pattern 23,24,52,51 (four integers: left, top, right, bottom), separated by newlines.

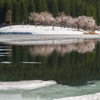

0,39,100,100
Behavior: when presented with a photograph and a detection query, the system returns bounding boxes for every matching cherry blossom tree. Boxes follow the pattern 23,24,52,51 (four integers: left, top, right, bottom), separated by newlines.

28,12,45,26
40,12,55,30
29,12,96,32
55,16,62,27
72,17,82,31
72,16,96,32
97,26,100,31
55,12,67,28
65,16,73,27
40,12,54,26
29,12,55,29
86,17,96,32
55,13,73,28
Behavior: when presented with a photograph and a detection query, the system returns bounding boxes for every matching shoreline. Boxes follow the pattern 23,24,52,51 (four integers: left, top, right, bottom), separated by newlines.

0,34,100,45
0,25,100,45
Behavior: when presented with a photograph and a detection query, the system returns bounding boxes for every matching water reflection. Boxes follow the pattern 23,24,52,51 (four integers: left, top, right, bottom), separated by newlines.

0,39,100,86
29,40,96,56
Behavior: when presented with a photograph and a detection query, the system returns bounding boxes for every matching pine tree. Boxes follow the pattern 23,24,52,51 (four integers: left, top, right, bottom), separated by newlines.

52,0,59,17
70,0,76,17
64,0,71,15
28,0,36,13
0,0,5,23
58,0,67,13
5,0,12,11
20,0,28,23
96,2,100,25
13,1,19,24
38,0,48,12
91,6,97,24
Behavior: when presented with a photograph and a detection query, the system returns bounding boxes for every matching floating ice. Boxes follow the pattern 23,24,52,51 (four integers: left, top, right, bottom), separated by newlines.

0,80,57,90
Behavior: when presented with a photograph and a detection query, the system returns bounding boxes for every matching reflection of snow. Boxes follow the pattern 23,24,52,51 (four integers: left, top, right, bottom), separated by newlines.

1,61,12,64
21,62,42,64
0,55,7,57
0,80,56,90
0,52,12,55
0,49,12,51
29,40,96,56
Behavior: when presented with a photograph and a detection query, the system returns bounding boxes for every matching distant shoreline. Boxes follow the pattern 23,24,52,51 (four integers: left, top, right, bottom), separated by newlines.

0,34,100,45
0,25,100,45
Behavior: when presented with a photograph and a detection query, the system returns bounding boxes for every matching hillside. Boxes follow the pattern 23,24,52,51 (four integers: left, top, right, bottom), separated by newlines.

0,0,100,25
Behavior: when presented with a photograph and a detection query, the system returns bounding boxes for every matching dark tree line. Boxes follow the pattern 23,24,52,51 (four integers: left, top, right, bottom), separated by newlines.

0,0,100,25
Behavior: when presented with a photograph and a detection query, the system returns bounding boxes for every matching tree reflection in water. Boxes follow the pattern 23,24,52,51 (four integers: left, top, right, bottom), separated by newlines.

0,40,100,86
29,40,96,56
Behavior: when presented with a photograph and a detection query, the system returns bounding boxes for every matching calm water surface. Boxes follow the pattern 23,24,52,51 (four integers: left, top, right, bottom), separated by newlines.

0,39,100,100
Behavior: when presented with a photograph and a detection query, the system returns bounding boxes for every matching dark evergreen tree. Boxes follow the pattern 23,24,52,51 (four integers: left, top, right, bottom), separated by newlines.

13,1,19,24
58,0,68,14
96,1,100,25
38,0,48,12
0,0,5,23
28,0,36,13
70,0,76,17
51,0,59,17
20,0,28,23
5,0,12,11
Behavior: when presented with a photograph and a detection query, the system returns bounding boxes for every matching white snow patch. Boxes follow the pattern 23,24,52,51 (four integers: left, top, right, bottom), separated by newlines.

0,25,84,35
0,80,57,90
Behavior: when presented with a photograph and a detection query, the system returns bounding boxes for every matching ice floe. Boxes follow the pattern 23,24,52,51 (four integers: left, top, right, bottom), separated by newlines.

0,80,57,90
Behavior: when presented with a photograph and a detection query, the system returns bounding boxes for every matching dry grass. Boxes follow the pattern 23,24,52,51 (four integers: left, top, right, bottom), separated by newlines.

83,32,98,35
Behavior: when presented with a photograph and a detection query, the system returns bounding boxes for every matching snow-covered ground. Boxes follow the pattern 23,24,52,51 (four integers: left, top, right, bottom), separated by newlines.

0,25,84,34
0,25,100,45
0,80,56,90
0,80,100,100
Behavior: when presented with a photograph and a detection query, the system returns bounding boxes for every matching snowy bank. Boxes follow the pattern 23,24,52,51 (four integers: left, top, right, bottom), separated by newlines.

0,80,56,90
0,34,100,45
54,93,100,100
0,25,100,45
0,25,84,34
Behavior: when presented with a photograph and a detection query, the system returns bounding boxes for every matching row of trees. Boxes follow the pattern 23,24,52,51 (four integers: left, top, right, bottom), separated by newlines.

0,0,100,25
29,12,96,32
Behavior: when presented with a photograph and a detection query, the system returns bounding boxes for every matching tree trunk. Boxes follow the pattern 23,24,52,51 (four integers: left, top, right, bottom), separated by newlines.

52,26,54,31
